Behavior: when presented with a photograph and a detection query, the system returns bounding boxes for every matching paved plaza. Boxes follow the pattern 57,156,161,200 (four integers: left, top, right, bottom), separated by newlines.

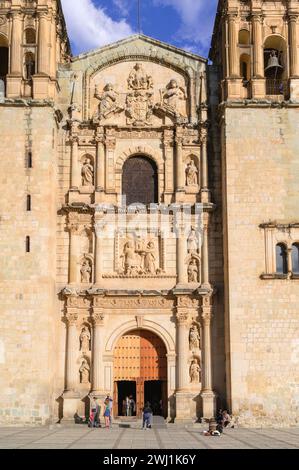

0,423,298,450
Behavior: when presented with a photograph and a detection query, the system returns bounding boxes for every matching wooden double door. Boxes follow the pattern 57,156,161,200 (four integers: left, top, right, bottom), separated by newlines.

113,329,167,418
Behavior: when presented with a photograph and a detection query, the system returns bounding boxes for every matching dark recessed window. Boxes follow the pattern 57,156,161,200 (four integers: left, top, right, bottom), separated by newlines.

122,155,158,206
27,151,32,168
26,236,30,253
276,243,288,274
26,195,31,211
292,243,299,274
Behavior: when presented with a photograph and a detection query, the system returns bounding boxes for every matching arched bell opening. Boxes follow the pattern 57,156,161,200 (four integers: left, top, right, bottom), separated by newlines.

264,35,288,96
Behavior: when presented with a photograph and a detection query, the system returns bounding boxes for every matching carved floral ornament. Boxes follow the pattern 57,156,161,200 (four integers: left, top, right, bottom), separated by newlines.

94,62,187,125
93,296,173,309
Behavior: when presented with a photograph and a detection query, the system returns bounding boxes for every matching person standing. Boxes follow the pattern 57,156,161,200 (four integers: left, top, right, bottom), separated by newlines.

142,402,153,430
129,395,136,416
103,398,111,429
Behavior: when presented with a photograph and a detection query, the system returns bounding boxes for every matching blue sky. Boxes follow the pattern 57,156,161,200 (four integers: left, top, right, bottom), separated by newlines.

61,0,218,58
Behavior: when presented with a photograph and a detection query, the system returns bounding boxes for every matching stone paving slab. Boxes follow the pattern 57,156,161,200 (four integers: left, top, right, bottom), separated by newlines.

0,425,298,449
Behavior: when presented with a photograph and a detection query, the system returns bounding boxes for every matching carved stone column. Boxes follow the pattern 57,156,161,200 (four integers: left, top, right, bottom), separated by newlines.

95,129,105,192
201,130,211,203
228,14,239,78
6,11,23,97
105,129,116,193
10,11,23,76
50,15,57,78
287,247,293,279
94,210,104,285
252,14,264,78
177,224,188,286
91,307,105,394
65,311,80,394
175,130,185,194
163,129,174,200
62,309,80,420
289,14,299,78
38,12,50,75
70,136,80,190
176,309,190,392
175,307,193,421
201,295,216,419
68,216,80,284
201,212,211,289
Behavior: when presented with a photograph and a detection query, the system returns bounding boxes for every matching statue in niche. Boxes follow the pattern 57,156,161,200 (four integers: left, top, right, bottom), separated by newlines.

187,227,199,254
189,325,200,350
144,241,156,274
79,359,90,384
128,63,153,91
188,258,199,283
95,83,123,120
81,157,94,186
80,326,91,353
159,79,187,119
190,359,201,383
126,63,154,126
186,160,198,186
81,258,92,283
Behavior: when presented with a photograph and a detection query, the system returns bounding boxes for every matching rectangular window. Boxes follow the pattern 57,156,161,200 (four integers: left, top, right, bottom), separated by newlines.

27,151,32,169
26,236,30,253
27,195,31,211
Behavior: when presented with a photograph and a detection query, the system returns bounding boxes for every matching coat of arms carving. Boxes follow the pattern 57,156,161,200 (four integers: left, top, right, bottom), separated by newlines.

126,63,154,126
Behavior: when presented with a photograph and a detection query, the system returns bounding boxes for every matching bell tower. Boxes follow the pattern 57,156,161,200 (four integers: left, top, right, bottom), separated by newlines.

0,0,70,100
210,0,299,101
209,0,299,426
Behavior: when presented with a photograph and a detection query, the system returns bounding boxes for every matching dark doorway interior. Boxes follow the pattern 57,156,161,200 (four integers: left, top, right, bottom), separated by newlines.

0,47,8,78
117,381,136,417
144,380,165,416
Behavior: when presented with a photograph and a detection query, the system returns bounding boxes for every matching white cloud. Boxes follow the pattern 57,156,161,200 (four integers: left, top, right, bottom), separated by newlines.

61,0,134,55
113,0,130,17
153,0,217,54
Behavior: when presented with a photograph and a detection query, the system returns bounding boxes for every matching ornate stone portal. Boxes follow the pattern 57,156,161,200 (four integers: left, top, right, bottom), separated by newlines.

60,37,215,423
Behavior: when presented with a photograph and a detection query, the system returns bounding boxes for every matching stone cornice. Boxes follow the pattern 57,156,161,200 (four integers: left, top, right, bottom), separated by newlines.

219,99,299,110
259,222,299,230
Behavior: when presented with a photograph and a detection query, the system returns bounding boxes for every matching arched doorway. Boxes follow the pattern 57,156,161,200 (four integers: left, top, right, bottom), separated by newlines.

113,329,167,418
122,155,158,206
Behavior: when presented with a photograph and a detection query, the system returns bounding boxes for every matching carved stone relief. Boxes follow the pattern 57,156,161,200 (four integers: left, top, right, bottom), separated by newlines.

126,63,154,126
95,83,124,120
155,79,187,121
118,233,162,276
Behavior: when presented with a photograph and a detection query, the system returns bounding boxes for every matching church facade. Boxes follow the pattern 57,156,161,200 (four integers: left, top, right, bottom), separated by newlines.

0,0,298,427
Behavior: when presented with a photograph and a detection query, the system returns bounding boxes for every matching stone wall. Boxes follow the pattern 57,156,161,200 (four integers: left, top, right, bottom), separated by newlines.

223,106,299,426
0,106,57,425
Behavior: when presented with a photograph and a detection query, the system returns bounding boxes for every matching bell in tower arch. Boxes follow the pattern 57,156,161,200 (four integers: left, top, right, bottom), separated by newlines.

265,50,284,73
